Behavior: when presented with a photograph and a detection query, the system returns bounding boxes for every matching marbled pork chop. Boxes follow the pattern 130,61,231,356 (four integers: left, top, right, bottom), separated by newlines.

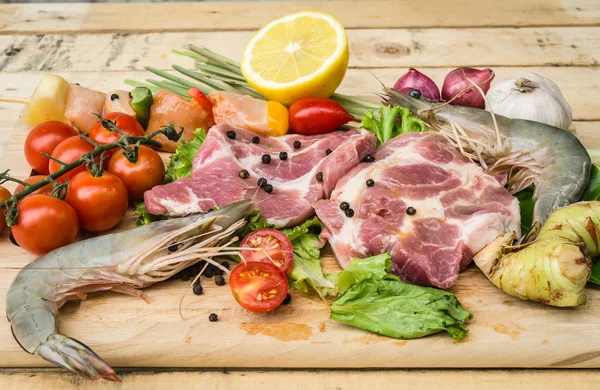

314,132,520,289
145,124,377,228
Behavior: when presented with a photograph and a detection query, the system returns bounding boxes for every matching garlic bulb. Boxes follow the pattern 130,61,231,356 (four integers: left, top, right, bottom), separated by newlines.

485,73,572,130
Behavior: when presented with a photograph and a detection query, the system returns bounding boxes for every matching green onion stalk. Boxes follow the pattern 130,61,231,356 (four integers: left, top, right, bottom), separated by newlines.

125,45,380,124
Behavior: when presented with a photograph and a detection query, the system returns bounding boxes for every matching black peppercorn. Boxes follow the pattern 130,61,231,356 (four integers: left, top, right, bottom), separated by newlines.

406,206,416,215
257,177,267,188
339,201,350,211
252,136,260,144
110,93,119,101
215,274,226,286
207,208,214,213
193,280,203,295
209,313,218,322
261,154,271,164
293,140,301,149
203,266,215,278
366,179,375,187
316,172,323,182
364,155,374,163
279,151,288,160
325,148,332,155
264,184,273,193
239,169,250,179
345,208,355,218
168,244,178,253
180,268,193,281
409,89,422,99
221,261,230,270
213,265,224,276
226,130,236,139
128,92,132,99
282,293,292,305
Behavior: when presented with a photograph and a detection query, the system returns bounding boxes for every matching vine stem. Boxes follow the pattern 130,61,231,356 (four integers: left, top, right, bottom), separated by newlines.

0,124,182,211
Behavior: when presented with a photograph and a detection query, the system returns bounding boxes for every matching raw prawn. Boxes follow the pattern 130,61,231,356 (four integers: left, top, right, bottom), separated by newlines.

474,202,598,307
386,89,591,236
6,200,253,381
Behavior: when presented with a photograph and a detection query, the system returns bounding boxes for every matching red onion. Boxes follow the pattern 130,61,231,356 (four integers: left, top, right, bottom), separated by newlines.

441,67,495,108
393,68,440,100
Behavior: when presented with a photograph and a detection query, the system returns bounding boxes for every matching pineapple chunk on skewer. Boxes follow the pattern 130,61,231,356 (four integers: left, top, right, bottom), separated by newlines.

20,73,70,127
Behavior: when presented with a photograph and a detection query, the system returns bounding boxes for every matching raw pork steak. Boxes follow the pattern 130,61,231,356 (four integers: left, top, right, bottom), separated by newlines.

145,124,376,227
314,132,520,289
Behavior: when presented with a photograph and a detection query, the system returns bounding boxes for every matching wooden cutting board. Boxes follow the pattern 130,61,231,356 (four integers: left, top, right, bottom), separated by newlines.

0,119,599,370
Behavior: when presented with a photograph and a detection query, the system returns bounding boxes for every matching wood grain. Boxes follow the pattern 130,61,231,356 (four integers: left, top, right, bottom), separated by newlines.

1,27,599,73
2,369,600,390
1,0,599,34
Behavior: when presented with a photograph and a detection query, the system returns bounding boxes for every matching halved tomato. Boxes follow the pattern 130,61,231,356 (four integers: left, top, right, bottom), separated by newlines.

229,261,288,312
240,228,293,273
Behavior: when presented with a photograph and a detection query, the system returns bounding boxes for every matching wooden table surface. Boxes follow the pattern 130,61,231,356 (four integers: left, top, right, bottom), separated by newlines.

1,1,599,388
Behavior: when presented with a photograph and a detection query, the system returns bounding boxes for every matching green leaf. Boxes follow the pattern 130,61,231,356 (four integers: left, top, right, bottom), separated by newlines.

360,105,425,146
165,128,206,182
335,254,391,294
330,275,473,341
133,201,164,226
515,190,534,236
280,217,335,298
582,165,600,201
588,261,600,286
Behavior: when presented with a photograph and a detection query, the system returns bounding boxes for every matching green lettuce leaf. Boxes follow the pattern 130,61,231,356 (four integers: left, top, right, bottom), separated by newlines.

335,253,391,294
330,273,473,341
133,201,164,226
165,128,206,182
360,105,425,146
582,164,600,201
280,217,335,297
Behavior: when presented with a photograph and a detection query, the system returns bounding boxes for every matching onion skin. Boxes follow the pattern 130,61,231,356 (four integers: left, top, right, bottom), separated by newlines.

442,67,494,108
393,68,440,101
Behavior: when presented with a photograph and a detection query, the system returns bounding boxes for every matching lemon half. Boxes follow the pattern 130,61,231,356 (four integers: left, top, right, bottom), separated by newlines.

241,11,349,105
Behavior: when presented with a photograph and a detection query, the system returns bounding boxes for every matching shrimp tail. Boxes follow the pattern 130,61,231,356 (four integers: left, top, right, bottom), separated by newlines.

38,334,120,382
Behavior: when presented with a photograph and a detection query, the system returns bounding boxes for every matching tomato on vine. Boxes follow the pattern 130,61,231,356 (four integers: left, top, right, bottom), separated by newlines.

89,113,144,159
107,145,165,200
24,121,78,175
48,136,96,182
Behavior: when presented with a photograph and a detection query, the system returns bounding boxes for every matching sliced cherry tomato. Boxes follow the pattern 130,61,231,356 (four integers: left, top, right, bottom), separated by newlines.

65,170,128,232
24,121,78,175
11,194,78,255
48,136,96,182
0,186,12,234
14,175,53,196
289,97,354,135
188,87,214,116
89,112,144,159
229,261,288,312
107,145,165,200
240,228,293,274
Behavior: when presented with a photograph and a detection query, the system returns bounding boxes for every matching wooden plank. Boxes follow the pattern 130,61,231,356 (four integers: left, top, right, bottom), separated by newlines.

1,67,599,121
0,1,599,35
2,369,600,390
0,27,598,73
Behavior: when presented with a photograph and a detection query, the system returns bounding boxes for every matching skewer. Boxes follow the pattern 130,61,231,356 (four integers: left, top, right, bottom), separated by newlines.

0,96,30,104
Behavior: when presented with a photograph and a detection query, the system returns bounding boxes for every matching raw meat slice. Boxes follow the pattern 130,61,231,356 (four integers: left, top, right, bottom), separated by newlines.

314,132,520,289
146,90,215,153
145,124,376,227
64,84,106,134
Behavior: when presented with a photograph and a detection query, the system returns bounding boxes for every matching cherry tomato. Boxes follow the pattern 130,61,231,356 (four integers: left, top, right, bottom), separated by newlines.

89,112,145,159
11,194,78,255
14,175,53,196
0,186,12,233
188,87,214,116
289,97,354,135
107,145,165,200
48,136,96,182
240,228,294,274
229,261,288,312
65,170,129,232
24,121,78,175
